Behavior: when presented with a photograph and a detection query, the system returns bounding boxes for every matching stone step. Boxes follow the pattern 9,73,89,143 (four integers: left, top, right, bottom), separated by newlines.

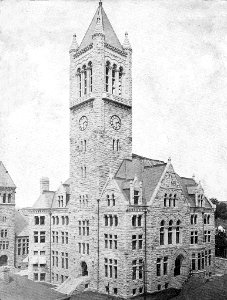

56,276,89,295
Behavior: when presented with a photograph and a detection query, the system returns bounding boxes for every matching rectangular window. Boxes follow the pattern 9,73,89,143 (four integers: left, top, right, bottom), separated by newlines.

66,232,68,244
104,234,108,248
198,253,201,270
114,235,117,249
132,235,137,250
134,190,139,205
34,273,38,281
40,216,45,225
132,260,136,280
105,258,108,277
65,253,68,269
34,231,38,243
138,235,143,249
139,259,143,279
192,253,196,271
208,231,211,242
156,258,161,276
34,216,39,225
40,231,45,243
209,250,211,266
202,252,205,269
40,273,46,281
163,257,168,275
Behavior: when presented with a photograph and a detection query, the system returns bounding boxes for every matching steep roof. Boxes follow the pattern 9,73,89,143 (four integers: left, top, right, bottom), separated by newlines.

32,191,55,209
0,270,67,300
177,176,212,208
15,210,29,236
78,2,123,51
115,155,166,203
0,161,16,188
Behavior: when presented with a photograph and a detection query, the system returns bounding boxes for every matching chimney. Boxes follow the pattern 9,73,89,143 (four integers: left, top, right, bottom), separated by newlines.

40,177,49,194
0,266,10,284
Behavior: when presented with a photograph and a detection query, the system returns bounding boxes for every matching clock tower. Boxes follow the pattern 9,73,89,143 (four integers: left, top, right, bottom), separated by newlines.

69,1,132,287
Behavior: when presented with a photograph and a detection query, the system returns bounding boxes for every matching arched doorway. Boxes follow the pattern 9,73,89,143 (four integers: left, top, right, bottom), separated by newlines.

0,255,8,266
174,255,183,276
81,261,88,276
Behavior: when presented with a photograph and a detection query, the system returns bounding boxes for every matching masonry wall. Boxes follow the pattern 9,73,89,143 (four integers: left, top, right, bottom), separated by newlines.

0,187,15,268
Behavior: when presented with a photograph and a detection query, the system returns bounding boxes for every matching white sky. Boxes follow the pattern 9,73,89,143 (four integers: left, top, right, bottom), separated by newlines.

1,0,227,207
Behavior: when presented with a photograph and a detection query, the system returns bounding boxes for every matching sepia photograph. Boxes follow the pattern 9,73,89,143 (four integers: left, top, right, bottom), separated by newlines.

0,0,227,299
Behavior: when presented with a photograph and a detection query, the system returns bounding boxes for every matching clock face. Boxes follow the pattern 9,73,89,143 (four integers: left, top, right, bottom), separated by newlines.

79,116,88,131
110,115,121,130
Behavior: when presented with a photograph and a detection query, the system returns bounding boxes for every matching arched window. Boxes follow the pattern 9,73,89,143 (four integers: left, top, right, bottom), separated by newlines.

112,193,115,206
176,220,181,244
109,215,113,226
56,216,59,225
8,194,11,203
164,193,167,207
169,194,172,207
119,67,123,96
88,61,92,92
77,68,82,97
113,139,115,151
116,139,120,151
3,194,6,203
114,215,118,226
105,61,110,92
83,65,87,95
160,220,165,245
52,216,55,225
168,220,173,244
65,216,69,225
173,194,177,207
112,64,117,94
207,215,210,224
107,195,110,206
62,216,65,225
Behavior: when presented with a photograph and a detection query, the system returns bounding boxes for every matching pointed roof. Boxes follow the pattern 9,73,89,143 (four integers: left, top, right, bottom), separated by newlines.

0,161,16,188
115,155,166,204
78,1,123,51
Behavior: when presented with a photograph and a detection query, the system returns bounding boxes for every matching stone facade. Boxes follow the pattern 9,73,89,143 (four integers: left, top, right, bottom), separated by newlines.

0,162,16,268
10,2,216,299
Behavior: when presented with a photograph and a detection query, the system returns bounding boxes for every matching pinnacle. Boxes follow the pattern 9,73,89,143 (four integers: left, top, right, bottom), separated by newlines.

123,32,132,50
93,15,104,36
70,34,79,52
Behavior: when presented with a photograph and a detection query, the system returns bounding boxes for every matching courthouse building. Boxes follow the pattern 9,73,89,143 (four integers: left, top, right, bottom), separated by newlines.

1,1,216,299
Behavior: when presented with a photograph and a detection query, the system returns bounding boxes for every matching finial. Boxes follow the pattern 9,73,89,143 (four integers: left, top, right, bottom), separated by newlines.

168,157,171,163
99,0,102,6
123,31,132,50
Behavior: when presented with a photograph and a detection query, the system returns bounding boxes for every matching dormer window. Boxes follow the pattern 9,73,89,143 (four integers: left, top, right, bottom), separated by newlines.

134,190,139,205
